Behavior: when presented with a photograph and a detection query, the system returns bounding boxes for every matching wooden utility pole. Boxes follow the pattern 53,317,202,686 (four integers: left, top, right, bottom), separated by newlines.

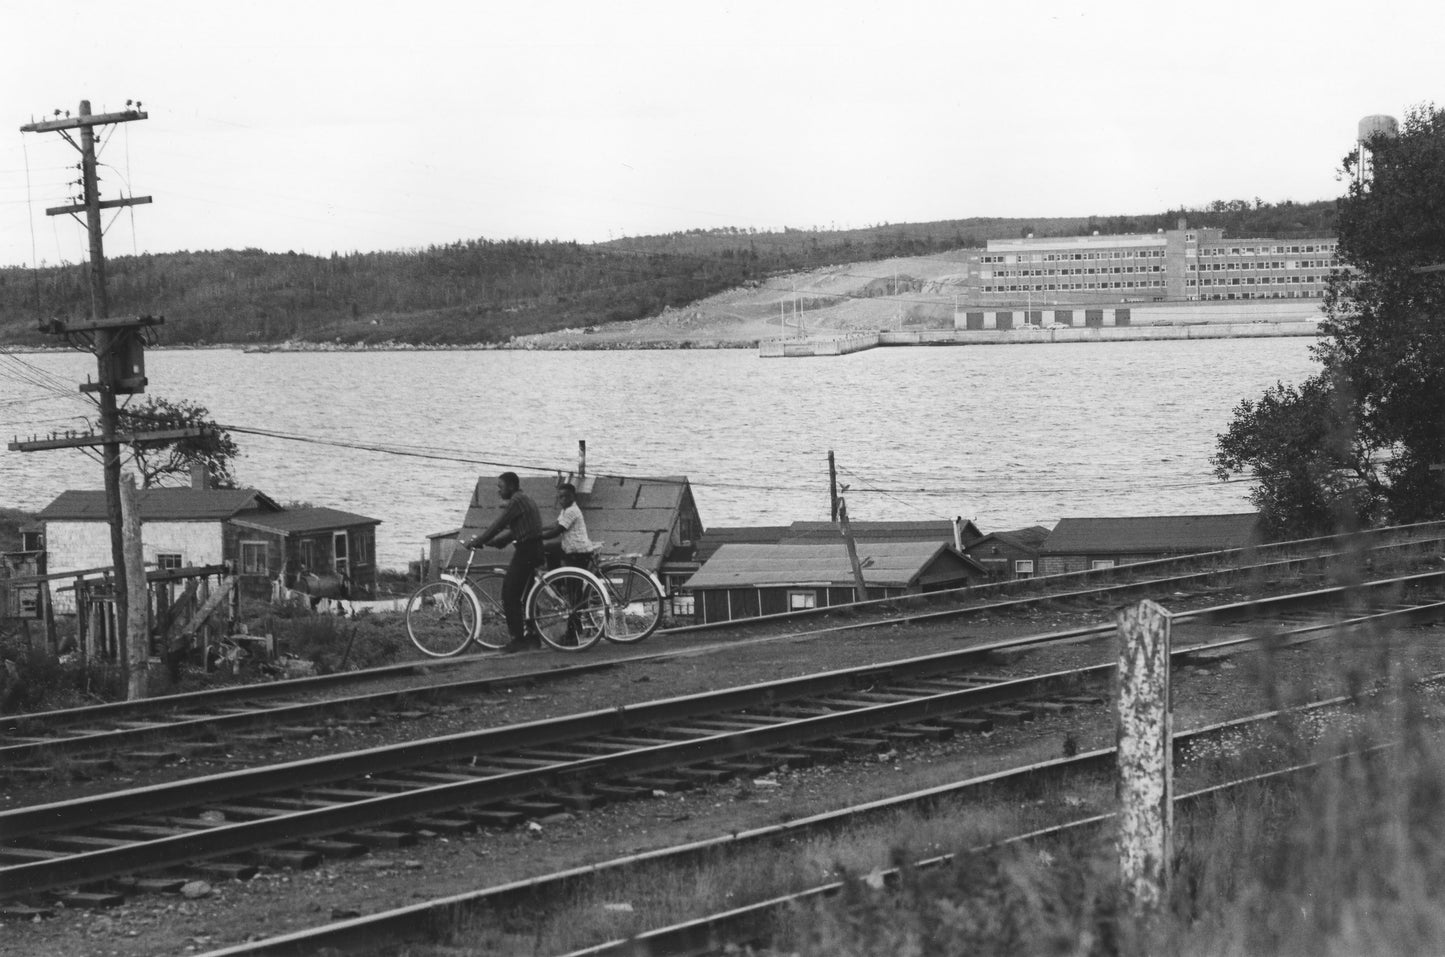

828,451,840,522
15,100,181,688
836,497,870,603
120,473,149,697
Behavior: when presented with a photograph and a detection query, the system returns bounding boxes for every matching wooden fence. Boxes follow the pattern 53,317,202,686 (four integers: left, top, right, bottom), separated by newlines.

0,563,237,666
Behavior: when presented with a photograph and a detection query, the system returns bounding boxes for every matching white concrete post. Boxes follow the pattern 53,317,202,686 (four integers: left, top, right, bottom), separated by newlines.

1114,598,1173,913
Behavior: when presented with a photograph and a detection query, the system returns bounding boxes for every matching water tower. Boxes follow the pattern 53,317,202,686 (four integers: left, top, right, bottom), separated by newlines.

1356,114,1398,185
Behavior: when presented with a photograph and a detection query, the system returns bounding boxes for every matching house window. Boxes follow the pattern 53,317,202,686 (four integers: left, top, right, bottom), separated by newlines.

240,541,268,575
299,539,315,572
787,590,818,611
156,552,183,570
1014,560,1034,579
333,531,349,576
1090,559,1117,570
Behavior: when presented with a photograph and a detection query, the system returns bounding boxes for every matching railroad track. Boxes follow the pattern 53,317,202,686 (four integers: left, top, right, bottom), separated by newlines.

3,570,1442,909
185,685,1433,957
5,528,1442,767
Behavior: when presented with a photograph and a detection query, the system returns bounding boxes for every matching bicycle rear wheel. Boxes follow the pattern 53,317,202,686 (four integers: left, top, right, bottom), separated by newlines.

468,571,511,650
405,580,479,657
598,562,664,643
527,569,607,652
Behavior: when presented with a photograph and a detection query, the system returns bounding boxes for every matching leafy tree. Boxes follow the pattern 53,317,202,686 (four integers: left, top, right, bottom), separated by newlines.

117,397,240,489
1213,374,1383,538
1215,102,1445,535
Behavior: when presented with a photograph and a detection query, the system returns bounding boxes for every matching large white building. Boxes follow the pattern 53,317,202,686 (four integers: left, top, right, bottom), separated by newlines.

953,224,1339,329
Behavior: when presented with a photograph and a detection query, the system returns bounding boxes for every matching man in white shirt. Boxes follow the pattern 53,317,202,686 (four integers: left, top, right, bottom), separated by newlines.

543,482,597,568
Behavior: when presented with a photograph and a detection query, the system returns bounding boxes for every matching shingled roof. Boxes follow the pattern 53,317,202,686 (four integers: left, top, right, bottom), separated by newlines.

685,541,980,590
37,488,283,522
781,519,982,544
453,473,699,574
1040,514,1261,556
231,507,381,534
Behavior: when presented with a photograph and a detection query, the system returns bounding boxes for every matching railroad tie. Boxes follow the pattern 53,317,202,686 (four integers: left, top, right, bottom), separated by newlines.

338,829,417,849
465,808,527,828
298,838,370,859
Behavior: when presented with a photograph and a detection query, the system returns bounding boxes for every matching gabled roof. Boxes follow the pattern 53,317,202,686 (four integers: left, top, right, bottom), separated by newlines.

965,525,1052,553
782,519,982,544
231,507,381,535
1040,514,1261,556
693,525,791,563
685,541,981,590
453,474,700,574
37,488,283,523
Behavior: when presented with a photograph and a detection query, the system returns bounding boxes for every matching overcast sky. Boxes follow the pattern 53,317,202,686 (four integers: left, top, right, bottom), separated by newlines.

3,0,1440,267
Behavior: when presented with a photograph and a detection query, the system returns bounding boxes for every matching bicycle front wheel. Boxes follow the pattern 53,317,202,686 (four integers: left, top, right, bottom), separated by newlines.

406,580,480,657
527,569,607,652
468,571,511,650
598,563,664,644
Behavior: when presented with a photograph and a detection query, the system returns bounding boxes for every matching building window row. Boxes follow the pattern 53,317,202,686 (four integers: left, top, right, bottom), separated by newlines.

1192,259,1333,271
1198,275,1324,286
981,249,1165,265
983,280,1160,292
1199,244,1335,256
1202,290,1324,300
986,265,1164,278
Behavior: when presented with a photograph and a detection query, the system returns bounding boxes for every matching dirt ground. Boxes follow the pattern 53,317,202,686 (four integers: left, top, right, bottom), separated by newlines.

5,610,1442,957
512,254,972,350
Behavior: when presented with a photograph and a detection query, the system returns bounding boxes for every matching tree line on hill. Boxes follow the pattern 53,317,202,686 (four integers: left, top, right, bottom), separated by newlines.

0,198,1335,348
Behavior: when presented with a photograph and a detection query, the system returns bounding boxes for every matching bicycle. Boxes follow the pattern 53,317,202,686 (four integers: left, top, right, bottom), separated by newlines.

571,547,666,645
405,542,612,657
405,542,666,657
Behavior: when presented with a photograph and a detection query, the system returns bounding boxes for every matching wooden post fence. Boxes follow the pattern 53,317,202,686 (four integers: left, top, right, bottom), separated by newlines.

1114,598,1174,914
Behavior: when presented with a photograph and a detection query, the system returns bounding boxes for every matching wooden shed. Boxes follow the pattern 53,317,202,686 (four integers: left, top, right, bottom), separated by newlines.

1038,513,1262,576
962,525,1052,581
684,541,985,624
230,507,383,599
432,472,705,617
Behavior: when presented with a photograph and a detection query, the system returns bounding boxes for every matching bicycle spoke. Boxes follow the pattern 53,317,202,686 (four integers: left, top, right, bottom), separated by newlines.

599,563,664,643
405,581,479,657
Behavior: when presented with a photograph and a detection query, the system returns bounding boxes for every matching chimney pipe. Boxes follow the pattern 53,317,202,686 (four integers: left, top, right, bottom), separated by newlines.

190,461,207,490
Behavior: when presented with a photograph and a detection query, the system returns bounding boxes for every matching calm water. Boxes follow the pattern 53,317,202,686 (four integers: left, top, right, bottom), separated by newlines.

0,339,1320,571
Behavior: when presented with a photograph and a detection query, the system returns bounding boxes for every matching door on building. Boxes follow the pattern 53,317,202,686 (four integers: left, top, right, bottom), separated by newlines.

333,531,349,577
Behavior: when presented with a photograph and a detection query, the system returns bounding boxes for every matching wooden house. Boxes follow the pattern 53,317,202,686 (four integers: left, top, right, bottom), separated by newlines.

695,518,984,564
962,525,1052,580
433,472,705,614
684,541,985,624
230,506,383,599
780,518,983,549
35,488,381,605
1038,513,1262,575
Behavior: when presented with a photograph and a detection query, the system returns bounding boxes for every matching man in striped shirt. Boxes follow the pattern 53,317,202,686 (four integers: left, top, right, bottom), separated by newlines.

467,472,544,652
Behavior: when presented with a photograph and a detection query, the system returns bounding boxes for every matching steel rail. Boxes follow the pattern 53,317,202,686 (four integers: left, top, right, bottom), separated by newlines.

6,535,1440,763
0,657,622,764
189,690,1396,957
3,581,1441,902
560,748,1402,957
8,566,1439,827
2,572,1441,897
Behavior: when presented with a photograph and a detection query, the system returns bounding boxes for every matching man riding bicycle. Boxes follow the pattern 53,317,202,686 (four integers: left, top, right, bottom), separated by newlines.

465,472,544,653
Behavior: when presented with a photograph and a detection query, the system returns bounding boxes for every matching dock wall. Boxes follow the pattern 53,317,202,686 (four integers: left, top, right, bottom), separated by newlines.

761,321,1319,356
